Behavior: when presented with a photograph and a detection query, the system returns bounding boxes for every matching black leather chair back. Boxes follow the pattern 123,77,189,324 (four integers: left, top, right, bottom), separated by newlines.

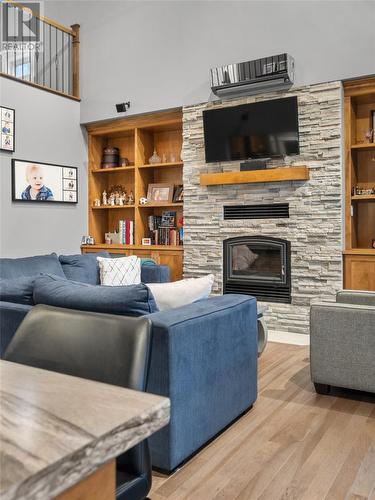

4,305,153,500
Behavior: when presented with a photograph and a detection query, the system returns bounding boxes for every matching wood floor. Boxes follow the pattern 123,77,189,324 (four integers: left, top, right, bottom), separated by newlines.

150,342,375,500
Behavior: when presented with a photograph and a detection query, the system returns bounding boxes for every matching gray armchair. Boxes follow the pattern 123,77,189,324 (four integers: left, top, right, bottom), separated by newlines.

310,290,375,395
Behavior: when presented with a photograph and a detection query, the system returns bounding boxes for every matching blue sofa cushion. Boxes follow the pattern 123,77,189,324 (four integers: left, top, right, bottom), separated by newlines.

33,274,158,316
59,252,110,285
0,253,65,279
141,264,170,284
0,276,35,305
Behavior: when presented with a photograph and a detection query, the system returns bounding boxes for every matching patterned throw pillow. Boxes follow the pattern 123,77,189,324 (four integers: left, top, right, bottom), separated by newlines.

97,256,141,286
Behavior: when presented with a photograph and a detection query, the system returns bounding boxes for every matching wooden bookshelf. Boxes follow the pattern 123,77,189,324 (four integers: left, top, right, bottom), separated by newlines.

343,77,375,291
351,143,375,151
82,108,184,281
92,166,135,174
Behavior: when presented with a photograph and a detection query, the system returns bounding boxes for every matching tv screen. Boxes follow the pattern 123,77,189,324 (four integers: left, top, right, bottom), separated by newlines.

203,96,299,163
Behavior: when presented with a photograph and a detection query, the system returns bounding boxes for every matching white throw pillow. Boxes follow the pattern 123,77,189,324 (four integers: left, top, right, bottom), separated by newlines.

147,274,214,311
97,256,141,286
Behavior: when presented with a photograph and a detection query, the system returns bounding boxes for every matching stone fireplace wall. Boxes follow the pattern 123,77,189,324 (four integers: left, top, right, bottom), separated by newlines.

182,81,343,335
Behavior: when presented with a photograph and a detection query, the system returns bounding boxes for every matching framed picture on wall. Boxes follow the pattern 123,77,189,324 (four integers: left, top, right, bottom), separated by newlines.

1,106,15,152
12,159,78,204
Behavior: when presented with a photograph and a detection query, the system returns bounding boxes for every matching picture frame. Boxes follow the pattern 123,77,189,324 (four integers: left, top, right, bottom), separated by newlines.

146,183,174,204
1,106,15,152
12,159,78,204
142,237,152,246
173,185,184,203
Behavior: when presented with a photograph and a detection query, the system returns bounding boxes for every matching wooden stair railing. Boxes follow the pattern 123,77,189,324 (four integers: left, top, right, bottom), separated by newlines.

0,1,80,100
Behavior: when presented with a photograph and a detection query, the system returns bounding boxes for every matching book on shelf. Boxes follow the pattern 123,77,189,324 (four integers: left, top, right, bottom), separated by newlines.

148,212,183,246
119,219,134,245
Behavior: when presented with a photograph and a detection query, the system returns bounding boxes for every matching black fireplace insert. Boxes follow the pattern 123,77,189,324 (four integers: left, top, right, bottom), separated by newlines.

223,236,291,303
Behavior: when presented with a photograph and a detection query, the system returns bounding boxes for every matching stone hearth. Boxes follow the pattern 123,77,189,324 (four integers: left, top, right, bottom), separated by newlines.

182,81,342,335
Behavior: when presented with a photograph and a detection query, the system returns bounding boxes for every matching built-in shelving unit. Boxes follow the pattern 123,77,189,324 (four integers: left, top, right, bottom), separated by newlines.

138,162,183,169
81,108,184,281
92,166,135,174
343,77,375,291
351,143,375,151
91,205,136,210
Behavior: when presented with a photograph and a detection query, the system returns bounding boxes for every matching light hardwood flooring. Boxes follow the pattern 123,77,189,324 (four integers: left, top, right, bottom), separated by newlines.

150,342,375,500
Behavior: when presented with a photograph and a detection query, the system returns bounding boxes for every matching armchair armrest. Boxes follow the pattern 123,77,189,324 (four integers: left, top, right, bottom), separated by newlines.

141,264,170,284
336,290,375,306
0,301,32,357
145,294,258,470
310,301,375,393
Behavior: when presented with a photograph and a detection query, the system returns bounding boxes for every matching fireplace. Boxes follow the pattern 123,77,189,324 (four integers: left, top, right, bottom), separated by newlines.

223,236,291,303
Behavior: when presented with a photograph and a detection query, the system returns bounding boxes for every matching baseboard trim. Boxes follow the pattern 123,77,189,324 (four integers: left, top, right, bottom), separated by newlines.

268,331,310,346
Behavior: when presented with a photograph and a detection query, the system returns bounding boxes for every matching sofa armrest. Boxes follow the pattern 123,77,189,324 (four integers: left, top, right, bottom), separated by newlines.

141,264,170,284
336,290,375,307
145,294,258,470
0,301,32,357
310,302,375,393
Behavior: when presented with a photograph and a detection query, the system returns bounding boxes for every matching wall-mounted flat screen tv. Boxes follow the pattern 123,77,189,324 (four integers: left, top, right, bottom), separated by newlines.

203,96,299,163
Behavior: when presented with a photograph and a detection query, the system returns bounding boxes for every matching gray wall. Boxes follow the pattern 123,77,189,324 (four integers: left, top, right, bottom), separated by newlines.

46,0,375,123
0,77,87,257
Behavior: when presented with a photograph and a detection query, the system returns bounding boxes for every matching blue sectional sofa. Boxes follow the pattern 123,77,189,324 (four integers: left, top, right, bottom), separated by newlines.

0,252,258,472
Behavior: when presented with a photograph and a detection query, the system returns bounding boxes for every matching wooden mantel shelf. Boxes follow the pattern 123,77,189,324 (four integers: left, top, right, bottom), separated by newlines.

199,166,309,186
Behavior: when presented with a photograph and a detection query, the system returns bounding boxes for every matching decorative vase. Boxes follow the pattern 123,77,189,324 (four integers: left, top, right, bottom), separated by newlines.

101,147,119,169
149,149,161,164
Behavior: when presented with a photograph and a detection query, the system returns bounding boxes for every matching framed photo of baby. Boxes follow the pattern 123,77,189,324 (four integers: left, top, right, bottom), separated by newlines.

12,159,78,204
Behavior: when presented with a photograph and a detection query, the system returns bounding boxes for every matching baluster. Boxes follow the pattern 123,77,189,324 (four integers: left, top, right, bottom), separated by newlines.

55,26,58,91
68,34,71,95
13,4,16,77
43,21,45,86
49,24,52,88
21,7,24,80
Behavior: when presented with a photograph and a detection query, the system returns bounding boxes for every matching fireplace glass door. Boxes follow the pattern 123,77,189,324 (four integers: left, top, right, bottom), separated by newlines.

230,241,285,284
223,236,291,303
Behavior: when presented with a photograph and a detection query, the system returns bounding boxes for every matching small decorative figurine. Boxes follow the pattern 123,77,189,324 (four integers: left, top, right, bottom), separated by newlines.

365,129,374,143
102,190,107,205
139,197,148,205
128,190,135,205
94,198,101,207
110,193,116,206
115,190,121,205
149,149,161,164
120,157,129,167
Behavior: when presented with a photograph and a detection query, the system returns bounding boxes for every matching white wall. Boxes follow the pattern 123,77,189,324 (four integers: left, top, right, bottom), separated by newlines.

46,0,375,123
0,77,87,257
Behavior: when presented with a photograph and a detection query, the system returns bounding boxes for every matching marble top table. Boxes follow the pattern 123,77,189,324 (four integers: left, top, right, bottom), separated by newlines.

0,360,170,500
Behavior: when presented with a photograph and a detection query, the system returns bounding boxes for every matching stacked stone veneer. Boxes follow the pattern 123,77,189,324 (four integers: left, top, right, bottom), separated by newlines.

182,81,343,335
